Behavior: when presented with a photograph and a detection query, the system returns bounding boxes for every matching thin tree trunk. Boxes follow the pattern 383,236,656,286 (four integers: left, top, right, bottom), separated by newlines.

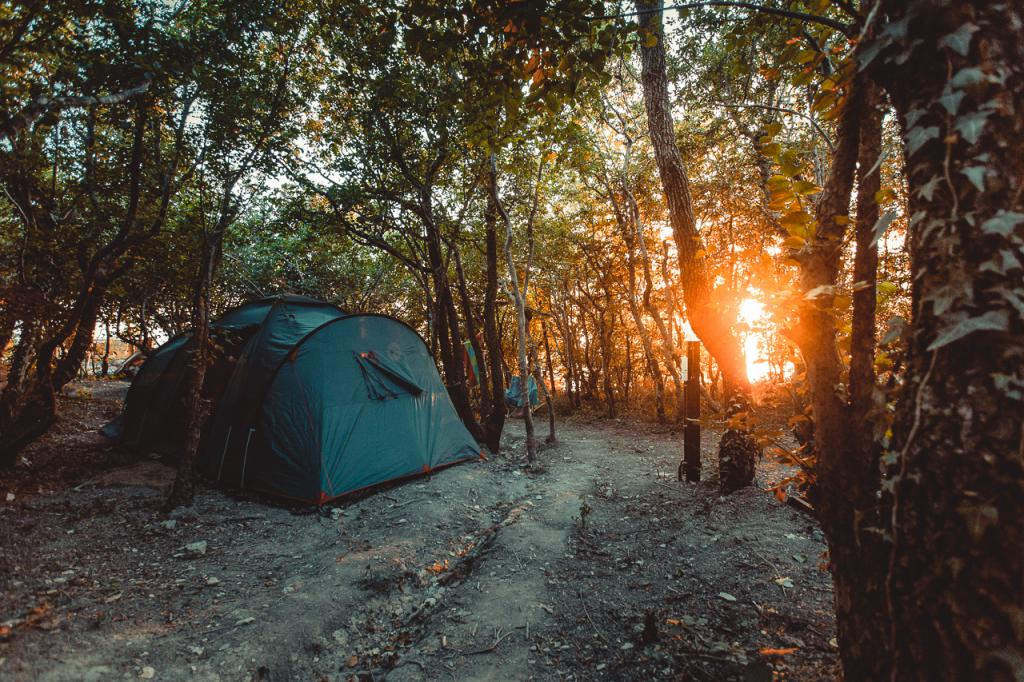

528,321,556,444
490,153,542,463
101,318,111,377
167,230,218,509
452,243,491,413
613,176,667,422
423,204,484,443
481,158,507,453
541,315,557,400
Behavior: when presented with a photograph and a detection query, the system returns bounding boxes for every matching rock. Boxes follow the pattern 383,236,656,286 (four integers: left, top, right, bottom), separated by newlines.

139,666,155,679
205,577,220,586
170,507,199,522
184,541,207,556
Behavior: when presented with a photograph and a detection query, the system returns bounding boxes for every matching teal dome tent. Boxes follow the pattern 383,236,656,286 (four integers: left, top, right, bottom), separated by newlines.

103,295,481,504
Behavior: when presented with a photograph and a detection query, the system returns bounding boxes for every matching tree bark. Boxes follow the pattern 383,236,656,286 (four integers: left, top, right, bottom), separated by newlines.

166,231,218,509
491,153,540,463
636,0,749,395
481,158,507,453
613,179,667,422
865,3,1024,679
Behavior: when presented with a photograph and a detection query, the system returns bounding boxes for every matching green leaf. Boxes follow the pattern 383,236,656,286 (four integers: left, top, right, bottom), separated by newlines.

962,166,986,192
792,180,820,195
981,210,1024,236
950,67,986,88
938,89,964,115
919,176,942,201
938,24,978,56
906,125,939,155
955,111,990,145
927,310,1009,351
780,211,813,230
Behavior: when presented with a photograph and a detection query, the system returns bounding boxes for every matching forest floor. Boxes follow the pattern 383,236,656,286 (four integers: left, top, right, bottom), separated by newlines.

0,380,837,681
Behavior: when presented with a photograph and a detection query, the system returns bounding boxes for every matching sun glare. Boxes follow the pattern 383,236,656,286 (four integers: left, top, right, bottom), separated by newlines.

738,298,772,382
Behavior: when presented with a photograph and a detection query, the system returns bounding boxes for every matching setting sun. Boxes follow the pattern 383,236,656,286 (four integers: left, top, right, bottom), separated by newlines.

738,298,772,382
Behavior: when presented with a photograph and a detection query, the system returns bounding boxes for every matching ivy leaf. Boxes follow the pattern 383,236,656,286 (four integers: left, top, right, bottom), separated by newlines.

938,89,965,115
927,310,1009,351
919,175,942,201
938,23,978,56
904,108,926,129
981,210,1024,236
870,210,898,246
955,111,990,145
950,67,986,88
962,166,986,192
906,125,939,155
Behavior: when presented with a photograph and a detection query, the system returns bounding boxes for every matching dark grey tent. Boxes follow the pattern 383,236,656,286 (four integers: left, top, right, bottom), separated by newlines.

104,295,481,504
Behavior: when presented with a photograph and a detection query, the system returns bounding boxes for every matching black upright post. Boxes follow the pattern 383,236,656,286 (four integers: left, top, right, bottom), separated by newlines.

682,341,701,482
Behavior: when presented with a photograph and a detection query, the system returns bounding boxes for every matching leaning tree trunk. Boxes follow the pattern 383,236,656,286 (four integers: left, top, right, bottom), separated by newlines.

636,0,749,394
636,0,757,490
865,3,1024,679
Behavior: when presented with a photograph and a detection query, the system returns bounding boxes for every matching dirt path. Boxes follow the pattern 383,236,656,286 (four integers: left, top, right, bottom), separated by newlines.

1,386,837,681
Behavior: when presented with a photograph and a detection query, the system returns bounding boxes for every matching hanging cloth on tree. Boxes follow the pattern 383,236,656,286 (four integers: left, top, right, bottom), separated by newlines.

463,339,479,387
504,375,538,408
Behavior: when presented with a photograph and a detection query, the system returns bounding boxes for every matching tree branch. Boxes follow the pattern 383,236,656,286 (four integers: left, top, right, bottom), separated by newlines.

0,75,154,141
590,2,852,35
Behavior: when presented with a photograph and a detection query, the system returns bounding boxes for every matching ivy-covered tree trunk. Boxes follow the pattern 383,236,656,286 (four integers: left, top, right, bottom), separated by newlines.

866,2,1024,678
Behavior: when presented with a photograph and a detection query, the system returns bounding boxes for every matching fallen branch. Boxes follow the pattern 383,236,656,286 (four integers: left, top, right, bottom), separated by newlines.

461,626,514,656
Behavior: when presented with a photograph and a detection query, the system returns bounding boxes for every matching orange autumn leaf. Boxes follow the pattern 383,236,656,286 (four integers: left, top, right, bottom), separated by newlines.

760,647,799,656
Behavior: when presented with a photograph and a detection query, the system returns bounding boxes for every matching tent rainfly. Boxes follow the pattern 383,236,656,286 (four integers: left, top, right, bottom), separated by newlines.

102,295,481,504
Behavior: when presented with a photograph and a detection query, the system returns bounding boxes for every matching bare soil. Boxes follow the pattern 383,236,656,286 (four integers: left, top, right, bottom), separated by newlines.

0,381,837,681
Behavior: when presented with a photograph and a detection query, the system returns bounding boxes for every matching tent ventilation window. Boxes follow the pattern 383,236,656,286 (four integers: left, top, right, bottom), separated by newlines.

355,351,424,401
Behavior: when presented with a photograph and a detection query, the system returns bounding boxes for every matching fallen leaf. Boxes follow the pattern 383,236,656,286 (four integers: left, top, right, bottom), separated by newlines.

718,592,737,602
774,577,795,589
760,647,798,656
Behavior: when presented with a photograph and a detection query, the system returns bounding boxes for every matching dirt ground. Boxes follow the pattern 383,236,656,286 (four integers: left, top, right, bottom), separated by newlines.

0,381,837,681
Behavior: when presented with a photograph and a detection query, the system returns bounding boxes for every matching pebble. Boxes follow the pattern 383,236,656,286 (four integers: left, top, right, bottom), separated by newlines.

184,541,207,556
